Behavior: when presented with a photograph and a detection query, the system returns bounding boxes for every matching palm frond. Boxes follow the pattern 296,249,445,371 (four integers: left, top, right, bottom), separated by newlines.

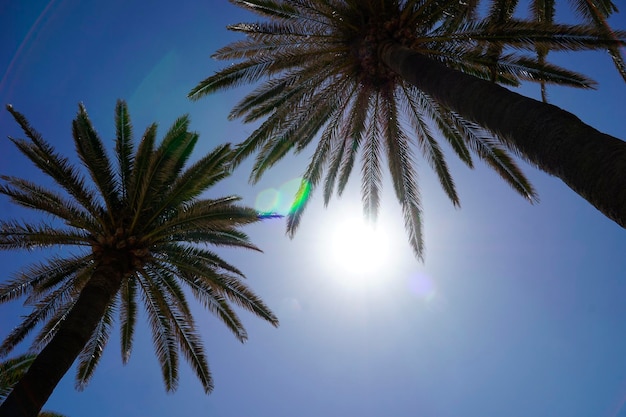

400,85,459,206
115,100,135,199
235,61,343,123
161,244,247,277
189,60,276,99
178,271,248,342
137,270,179,392
72,103,120,216
0,220,90,250
574,0,626,81
285,179,312,236
227,20,324,38
39,412,68,417
445,111,538,202
415,91,473,167
6,106,104,224
323,127,349,206
0,277,80,357
119,277,137,364
0,255,90,304
128,123,157,214
75,300,116,390
131,116,197,230
570,0,618,20
0,176,98,231
143,265,213,393
441,20,626,52
284,91,357,233
150,144,232,220
249,80,344,183
157,246,278,329
487,54,596,88
31,298,76,353
337,87,371,196
382,93,424,259
0,353,35,401
361,93,382,221
146,198,260,246
229,0,301,19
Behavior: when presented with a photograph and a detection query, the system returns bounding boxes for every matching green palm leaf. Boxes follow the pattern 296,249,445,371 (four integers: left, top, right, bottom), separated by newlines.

115,100,135,199
119,277,137,364
72,104,120,217
0,354,35,402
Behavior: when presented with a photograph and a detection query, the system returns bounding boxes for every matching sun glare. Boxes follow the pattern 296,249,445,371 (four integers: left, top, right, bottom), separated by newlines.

328,216,390,284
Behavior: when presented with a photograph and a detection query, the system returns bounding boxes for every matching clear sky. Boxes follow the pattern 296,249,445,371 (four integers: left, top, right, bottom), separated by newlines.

1,1,625,416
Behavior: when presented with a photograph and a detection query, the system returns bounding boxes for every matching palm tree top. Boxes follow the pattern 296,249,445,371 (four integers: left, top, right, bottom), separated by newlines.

0,100,278,398
190,0,625,259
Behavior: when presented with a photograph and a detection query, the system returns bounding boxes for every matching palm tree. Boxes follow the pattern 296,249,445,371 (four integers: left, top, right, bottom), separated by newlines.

0,101,279,417
189,0,626,259
1,354,67,417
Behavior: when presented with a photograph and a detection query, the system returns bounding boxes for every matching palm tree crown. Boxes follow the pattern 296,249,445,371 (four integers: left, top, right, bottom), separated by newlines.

0,100,278,417
190,0,625,259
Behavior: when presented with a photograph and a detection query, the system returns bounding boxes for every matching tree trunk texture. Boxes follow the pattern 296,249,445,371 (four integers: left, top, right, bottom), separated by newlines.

0,259,126,417
381,43,626,227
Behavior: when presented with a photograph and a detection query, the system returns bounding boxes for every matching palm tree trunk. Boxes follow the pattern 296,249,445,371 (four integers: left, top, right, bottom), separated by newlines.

380,43,626,227
0,260,125,417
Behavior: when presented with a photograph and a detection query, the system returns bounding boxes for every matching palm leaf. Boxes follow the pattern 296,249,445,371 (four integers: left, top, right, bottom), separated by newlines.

75,300,116,390
0,220,89,250
400,84,459,206
137,270,179,392
0,353,35,401
381,92,424,258
444,111,538,202
6,106,104,224
143,265,213,393
361,93,383,221
229,0,300,19
115,100,135,199
72,104,120,216
0,279,78,357
0,176,98,232
337,87,371,196
119,277,137,364
0,255,89,304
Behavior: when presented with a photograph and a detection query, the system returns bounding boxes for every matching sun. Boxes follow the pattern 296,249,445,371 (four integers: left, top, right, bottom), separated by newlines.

327,216,390,283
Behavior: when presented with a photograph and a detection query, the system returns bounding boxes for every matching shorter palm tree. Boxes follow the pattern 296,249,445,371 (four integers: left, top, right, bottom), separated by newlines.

0,101,279,417
1,354,67,417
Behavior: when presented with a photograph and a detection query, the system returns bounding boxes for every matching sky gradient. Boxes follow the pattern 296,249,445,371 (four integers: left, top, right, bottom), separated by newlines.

1,1,626,416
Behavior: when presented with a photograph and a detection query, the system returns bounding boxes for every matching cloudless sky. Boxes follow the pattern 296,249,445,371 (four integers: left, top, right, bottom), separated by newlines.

1,1,625,416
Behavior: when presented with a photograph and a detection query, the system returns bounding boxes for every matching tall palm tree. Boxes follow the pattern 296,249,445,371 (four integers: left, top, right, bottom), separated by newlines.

189,0,626,259
1,354,67,417
0,101,279,417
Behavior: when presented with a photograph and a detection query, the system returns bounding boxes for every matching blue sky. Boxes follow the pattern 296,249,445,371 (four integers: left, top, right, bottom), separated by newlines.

1,1,625,416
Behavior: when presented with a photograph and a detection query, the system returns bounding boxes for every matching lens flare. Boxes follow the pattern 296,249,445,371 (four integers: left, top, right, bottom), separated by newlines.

407,272,436,300
254,177,310,216
288,178,310,216
255,189,280,214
